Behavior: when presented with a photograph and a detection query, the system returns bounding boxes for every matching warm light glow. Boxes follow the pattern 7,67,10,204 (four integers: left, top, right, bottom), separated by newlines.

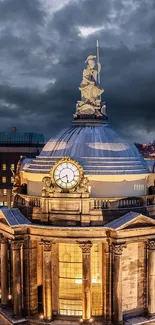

75,279,82,284
90,318,94,323
40,314,44,319
8,294,12,299
80,318,83,323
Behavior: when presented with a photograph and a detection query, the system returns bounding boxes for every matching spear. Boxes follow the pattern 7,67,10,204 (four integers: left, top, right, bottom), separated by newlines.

96,39,100,84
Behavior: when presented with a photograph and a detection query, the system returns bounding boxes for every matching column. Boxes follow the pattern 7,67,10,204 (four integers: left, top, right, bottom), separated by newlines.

12,240,23,317
23,238,38,316
112,243,126,325
103,243,112,321
79,241,92,321
1,237,9,305
42,241,53,322
148,240,155,316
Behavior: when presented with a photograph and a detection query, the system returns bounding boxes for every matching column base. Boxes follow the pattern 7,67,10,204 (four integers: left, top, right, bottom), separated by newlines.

148,312,155,319
113,321,123,325
44,317,52,322
1,303,8,308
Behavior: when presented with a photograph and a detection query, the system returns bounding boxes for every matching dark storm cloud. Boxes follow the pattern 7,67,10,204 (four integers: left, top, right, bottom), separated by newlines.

0,0,155,142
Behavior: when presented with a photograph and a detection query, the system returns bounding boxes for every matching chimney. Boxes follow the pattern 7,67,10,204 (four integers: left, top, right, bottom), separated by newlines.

12,127,16,133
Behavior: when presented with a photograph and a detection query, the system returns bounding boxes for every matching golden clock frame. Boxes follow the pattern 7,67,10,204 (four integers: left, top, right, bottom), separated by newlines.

50,156,84,190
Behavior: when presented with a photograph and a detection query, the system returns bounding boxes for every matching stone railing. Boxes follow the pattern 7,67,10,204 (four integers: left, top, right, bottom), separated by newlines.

14,194,41,208
90,195,155,210
14,193,155,211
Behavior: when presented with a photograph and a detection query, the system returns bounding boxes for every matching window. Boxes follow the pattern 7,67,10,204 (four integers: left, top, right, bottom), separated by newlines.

91,244,103,316
2,164,6,171
11,176,14,183
134,184,144,191
59,243,82,316
4,202,7,207
2,177,6,183
10,164,15,170
3,189,7,195
0,202,3,207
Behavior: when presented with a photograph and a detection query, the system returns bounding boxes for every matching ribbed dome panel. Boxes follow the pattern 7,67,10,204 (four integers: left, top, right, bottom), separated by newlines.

25,125,149,175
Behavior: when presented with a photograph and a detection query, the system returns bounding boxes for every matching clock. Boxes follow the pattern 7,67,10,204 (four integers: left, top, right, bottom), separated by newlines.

52,158,82,190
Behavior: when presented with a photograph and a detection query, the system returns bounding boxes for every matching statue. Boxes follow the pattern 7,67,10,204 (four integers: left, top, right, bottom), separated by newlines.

12,156,26,195
42,177,62,197
76,176,91,194
74,43,105,118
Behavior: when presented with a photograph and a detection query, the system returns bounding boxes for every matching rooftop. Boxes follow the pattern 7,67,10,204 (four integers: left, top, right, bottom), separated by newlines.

0,129,44,145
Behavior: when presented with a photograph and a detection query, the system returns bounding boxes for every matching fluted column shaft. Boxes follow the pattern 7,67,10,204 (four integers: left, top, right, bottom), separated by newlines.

1,237,8,305
79,241,92,321
12,240,23,317
112,243,126,325
42,241,53,322
148,240,155,316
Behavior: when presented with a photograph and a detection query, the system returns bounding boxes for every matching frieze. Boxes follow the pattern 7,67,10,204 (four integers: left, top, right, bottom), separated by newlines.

148,240,155,250
78,241,92,254
112,243,126,256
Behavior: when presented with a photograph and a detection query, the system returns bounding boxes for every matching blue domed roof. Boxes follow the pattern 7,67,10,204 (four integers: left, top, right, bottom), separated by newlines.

26,125,149,175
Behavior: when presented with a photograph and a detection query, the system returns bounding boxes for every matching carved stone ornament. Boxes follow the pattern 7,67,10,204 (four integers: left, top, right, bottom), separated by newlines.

112,243,126,256
42,157,91,195
73,176,91,194
11,240,24,250
42,176,62,197
78,241,92,254
40,240,53,251
148,240,155,250
12,156,26,195
0,236,8,244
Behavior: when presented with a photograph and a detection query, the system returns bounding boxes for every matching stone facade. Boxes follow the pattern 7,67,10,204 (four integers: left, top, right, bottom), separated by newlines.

0,195,155,324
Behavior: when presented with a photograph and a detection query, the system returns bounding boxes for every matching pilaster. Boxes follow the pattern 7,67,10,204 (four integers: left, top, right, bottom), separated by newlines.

112,243,126,325
79,241,92,321
148,239,155,317
12,240,24,317
1,237,9,306
41,240,53,322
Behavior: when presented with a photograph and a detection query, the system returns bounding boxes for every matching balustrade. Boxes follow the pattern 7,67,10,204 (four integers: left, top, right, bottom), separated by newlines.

14,193,155,212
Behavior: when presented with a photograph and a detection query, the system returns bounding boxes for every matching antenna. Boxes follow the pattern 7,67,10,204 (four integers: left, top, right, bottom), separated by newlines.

96,40,100,84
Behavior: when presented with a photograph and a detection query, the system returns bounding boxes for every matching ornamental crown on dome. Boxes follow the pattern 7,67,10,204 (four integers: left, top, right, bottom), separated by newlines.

74,41,107,120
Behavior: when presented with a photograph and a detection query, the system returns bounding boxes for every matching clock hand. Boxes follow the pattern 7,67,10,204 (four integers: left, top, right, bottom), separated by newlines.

56,175,67,182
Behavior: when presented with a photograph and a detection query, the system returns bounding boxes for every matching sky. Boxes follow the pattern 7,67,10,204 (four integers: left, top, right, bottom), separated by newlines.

0,0,155,143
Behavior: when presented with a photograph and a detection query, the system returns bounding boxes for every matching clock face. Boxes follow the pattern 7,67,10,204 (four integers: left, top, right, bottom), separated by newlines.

53,161,80,189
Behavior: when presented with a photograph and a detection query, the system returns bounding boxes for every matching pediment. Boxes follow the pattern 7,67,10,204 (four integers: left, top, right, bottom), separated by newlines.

104,212,155,231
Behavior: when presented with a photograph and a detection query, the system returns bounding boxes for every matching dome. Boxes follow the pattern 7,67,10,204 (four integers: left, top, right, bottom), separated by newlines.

26,124,149,175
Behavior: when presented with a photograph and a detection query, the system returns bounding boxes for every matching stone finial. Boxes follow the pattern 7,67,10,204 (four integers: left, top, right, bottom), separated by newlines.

112,243,126,255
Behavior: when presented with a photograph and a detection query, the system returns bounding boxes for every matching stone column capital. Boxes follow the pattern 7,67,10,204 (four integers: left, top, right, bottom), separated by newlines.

112,242,126,256
148,239,155,250
0,236,8,244
78,241,92,254
40,240,53,251
12,240,24,250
